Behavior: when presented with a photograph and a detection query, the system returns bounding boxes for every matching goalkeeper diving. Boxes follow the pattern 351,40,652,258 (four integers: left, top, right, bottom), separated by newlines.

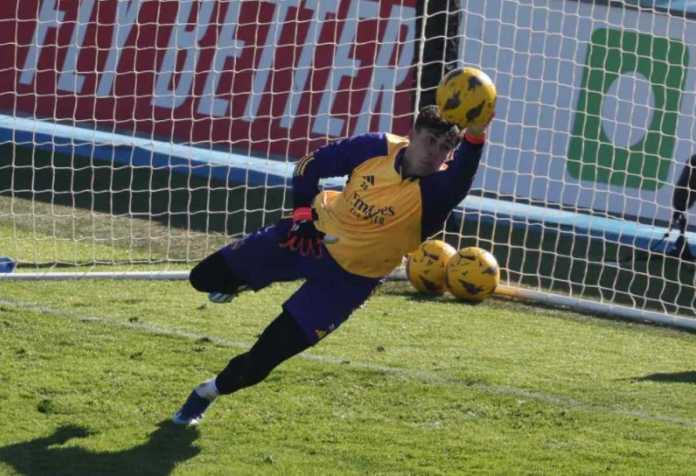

173,67,497,425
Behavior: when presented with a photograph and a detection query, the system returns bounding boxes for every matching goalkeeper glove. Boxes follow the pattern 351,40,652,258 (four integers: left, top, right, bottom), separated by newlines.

280,207,325,257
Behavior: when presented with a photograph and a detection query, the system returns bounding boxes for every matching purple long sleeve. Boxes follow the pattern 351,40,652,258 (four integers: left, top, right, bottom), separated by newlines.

418,138,484,239
291,133,388,208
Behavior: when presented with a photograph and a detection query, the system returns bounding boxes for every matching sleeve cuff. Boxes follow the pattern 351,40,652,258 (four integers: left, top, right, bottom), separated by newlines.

463,132,486,145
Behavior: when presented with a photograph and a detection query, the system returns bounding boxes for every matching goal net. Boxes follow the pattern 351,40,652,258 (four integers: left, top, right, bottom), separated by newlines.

2,1,696,323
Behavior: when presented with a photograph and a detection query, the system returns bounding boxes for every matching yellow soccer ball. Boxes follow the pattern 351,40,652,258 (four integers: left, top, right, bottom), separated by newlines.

435,67,496,129
445,247,500,302
406,240,457,295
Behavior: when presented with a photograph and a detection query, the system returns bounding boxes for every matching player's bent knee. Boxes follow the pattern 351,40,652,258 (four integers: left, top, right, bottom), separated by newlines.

189,250,247,294
189,260,215,292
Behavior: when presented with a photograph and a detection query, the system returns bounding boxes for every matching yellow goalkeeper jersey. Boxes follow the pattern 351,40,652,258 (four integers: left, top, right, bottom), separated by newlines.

313,134,421,278
292,132,483,279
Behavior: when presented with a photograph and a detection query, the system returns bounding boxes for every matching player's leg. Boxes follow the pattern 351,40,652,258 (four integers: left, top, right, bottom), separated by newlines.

189,249,249,303
189,219,299,304
215,309,309,393
209,258,381,396
173,246,380,425
284,254,382,343
172,309,310,425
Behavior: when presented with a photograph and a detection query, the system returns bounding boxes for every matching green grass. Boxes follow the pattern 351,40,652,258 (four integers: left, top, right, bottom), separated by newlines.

2,222,696,474
0,193,231,266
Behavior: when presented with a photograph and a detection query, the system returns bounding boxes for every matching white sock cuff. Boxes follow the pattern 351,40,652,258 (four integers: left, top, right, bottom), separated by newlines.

195,377,220,400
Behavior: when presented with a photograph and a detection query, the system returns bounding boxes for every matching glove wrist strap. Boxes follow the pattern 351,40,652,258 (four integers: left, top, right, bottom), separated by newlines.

292,207,313,222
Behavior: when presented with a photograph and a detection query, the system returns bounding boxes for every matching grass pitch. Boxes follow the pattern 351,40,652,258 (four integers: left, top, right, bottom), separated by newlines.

2,219,696,474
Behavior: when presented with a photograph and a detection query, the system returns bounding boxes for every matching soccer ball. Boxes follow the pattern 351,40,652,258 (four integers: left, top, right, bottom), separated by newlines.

445,247,500,302
435,67,496,129
406,240,457,295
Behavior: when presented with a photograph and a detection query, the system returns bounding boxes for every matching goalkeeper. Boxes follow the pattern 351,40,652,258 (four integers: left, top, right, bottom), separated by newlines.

173,101,493,425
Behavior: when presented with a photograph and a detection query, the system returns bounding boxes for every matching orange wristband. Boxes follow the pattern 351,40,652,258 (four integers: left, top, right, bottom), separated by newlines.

292,207,313,221
464,132,486,145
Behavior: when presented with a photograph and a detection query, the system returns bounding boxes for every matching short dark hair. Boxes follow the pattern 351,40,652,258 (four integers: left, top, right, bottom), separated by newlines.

414,105,460,145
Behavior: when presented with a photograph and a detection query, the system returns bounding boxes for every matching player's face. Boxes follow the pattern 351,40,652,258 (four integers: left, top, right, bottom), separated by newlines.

403,128,458,177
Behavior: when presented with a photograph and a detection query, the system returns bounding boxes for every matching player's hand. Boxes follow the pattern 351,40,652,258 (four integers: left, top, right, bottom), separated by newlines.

280,207,325,257
465,124,486,138
465,112,494,140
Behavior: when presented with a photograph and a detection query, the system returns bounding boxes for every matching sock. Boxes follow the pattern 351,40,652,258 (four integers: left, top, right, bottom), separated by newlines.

194,377,220,401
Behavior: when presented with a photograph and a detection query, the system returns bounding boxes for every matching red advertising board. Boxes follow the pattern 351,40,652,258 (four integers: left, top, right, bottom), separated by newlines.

0,0,417,160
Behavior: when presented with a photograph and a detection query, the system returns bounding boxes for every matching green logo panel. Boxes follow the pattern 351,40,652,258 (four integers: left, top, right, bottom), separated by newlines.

567,28,687,190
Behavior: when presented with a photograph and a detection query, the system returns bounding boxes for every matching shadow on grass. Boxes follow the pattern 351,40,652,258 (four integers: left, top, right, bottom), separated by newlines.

632,371,696,384
0,420,200,476
379,285,485,306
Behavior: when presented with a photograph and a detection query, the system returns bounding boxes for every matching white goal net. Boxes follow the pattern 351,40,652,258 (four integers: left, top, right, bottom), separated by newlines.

2,0,696,324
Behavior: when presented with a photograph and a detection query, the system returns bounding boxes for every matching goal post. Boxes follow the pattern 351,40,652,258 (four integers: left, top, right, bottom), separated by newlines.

2,0,696,327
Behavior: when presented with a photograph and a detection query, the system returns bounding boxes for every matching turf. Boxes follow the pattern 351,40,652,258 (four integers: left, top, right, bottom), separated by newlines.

2,208,696,475
2,271,696,473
